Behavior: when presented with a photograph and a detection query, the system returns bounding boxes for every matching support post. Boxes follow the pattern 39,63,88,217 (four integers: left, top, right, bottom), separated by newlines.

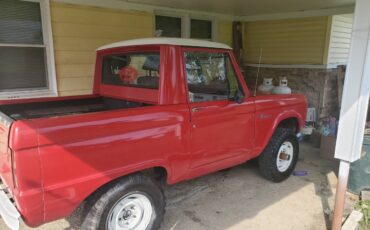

332,160,350,230
331,0,370,228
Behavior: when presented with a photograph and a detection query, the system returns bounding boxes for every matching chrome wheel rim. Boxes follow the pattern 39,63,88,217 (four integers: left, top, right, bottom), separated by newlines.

106,193,153,230
276,141,294,172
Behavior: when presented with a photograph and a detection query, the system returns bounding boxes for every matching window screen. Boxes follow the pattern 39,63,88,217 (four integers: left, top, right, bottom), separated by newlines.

0,47,47,90
0,0,48,92
155,15,182,38
0,0,43,44
190,19,212,40
102,53,160,89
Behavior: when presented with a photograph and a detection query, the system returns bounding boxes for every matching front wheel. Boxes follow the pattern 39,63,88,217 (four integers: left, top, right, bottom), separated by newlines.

258,128,299,182
81,174,165,230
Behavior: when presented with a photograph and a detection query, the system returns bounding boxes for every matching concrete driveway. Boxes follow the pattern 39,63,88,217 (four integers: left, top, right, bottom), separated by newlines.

1,142,338,230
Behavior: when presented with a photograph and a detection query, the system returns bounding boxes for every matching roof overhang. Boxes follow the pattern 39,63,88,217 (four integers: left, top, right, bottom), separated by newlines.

54,0,355,21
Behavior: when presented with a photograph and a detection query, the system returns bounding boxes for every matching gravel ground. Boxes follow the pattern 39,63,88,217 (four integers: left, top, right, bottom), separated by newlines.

1,142,339,230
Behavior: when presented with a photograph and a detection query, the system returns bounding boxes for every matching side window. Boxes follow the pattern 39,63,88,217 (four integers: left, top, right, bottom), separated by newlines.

102,52,160,89
184,51,243,103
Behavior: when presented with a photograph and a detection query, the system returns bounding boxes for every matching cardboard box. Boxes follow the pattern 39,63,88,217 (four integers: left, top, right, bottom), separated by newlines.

310,130,321,148
320,135,338,161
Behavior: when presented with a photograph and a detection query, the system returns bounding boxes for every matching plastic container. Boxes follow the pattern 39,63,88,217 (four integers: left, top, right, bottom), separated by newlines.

306,107,316,122
272,77,291,94
348,135,370,194
258,78,274,94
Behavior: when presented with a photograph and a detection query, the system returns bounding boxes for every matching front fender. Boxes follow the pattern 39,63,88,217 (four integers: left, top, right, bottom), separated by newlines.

254,109,305,157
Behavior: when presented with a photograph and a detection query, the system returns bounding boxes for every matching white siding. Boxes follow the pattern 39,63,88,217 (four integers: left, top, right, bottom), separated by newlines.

327,14,354,65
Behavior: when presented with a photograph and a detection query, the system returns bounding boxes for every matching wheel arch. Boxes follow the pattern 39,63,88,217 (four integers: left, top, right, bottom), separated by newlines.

60,163,171,221
86,163,171,199
273,111,304,134
276,117,300,133
257,111,304,156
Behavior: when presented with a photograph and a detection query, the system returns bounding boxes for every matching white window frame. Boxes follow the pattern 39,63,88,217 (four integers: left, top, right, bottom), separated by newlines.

154,11,217,41
0,0,57,99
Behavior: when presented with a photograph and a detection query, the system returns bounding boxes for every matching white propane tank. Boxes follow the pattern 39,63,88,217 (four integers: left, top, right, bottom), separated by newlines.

257,77,274,94
272,77,291,94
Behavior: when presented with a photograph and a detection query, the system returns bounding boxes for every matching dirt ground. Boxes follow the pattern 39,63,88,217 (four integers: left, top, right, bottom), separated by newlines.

1,142,340,230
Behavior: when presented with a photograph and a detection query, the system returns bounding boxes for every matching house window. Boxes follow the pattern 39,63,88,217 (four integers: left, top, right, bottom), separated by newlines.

155,15,182,38
190,19,213,40
0,0,56,99
155,13,215,40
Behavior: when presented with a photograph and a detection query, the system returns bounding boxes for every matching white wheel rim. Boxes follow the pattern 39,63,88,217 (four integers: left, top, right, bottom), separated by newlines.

276,141,294,172
106,193,153,230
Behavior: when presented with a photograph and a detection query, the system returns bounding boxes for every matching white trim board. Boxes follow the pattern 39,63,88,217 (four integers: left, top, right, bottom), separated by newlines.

52,0,355,22
41,0,58,98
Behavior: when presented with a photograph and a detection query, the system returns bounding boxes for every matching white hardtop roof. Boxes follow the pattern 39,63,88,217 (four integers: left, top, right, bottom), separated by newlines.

97,38,232,51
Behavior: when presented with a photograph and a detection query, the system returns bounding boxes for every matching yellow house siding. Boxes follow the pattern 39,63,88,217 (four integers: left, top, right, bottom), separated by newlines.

51,2,154,96
243,17,330,65
217,21,232,47
327,14,354,64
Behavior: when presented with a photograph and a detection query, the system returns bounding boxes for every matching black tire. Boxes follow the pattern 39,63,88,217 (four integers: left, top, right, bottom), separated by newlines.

258,128,299,183
81,173,165,230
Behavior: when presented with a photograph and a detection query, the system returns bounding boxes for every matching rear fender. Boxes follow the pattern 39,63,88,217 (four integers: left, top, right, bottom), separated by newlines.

42,160,172,225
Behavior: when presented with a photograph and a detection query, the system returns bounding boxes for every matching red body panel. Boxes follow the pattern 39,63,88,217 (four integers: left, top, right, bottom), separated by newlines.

0,44,307,227
253,94,307,154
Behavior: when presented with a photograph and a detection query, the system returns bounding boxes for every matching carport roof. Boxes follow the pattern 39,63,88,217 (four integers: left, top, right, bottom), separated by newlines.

119,0,355,16
57,0,355,21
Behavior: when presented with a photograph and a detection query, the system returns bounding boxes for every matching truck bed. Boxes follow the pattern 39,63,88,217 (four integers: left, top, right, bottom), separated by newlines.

0,96,150,120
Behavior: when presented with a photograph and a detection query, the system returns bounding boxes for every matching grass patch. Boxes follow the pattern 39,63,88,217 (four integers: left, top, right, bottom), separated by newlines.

355,199,370,229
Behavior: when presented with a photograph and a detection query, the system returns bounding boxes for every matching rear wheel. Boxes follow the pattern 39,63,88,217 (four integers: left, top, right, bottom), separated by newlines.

258,128,299,182
81,174,165,230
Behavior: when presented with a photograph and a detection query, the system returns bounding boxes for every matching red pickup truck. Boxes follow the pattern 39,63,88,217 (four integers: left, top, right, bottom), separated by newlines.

0,38,307,230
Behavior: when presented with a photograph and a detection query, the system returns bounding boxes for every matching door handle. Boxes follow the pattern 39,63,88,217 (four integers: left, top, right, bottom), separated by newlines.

191,107,205,113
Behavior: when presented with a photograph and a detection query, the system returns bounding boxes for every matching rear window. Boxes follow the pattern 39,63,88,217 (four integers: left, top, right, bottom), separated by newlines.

102,52,160,89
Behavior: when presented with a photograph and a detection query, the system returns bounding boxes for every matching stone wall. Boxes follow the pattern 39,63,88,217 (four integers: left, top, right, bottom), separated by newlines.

243,66,345,120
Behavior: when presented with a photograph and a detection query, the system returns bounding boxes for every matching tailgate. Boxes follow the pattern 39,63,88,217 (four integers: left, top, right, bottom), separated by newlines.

0,112,14,189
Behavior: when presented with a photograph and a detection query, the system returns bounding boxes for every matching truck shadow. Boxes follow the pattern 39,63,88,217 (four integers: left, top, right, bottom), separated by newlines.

58,142,338,230
157,142,338,230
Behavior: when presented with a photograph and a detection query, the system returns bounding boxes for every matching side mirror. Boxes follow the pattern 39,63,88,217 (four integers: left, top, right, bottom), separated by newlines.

230,89,245,104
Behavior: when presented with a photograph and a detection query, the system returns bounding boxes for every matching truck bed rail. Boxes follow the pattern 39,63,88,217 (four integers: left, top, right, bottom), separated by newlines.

0,112,13,129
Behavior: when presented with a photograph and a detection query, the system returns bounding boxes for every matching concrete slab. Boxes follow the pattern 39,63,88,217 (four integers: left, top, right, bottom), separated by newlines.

0,142,340,230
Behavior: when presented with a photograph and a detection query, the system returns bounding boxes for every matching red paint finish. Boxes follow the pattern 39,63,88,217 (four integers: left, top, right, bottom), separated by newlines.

0,44,307,227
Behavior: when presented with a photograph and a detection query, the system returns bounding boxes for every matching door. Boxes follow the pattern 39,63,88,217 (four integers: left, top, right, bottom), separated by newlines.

183,49,255,169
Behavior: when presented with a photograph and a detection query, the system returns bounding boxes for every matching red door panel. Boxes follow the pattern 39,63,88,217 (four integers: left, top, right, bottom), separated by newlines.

189,99,254,168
